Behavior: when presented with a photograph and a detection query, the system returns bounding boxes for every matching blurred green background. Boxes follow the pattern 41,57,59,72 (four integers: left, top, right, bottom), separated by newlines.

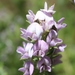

0,0,75,75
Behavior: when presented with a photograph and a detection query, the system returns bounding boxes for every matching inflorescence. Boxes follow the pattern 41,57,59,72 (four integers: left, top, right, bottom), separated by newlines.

17,2,67,75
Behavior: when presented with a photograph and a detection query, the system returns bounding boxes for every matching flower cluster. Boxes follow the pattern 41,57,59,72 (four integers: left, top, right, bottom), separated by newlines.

17,2,67,75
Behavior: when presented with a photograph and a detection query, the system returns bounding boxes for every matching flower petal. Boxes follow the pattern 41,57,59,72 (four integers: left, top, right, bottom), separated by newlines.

52,54,62,66
47,66,51,72
57,23,67,30
21,53,29,59
17,46,25,55
27,22,43,38
44,2,47,10
26,10,35,23
29,63,34,75
18,67,25,73
57,17,65,24
50,38,62,46
58,44,66,52
37,58,44,69
25,43,33,52
49,4,55,10
39,40,48,51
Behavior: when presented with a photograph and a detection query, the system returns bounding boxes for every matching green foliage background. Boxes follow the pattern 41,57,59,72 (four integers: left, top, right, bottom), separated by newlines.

0,0,75,75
